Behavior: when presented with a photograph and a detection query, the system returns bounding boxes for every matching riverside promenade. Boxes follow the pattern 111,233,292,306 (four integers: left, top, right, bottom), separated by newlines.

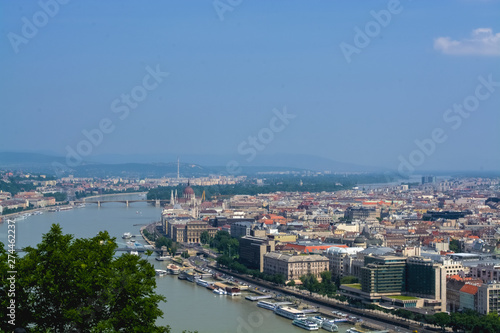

208,265,439,333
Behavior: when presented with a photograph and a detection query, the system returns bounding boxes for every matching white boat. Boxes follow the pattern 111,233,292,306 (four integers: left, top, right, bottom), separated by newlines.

292,318,319,331
196,279,209,287
307,316,324,325
346,329,365,333
257,301,277,311
155,269,168,277
274,306,306,320
321,320,339,332
130,250,139,256
213,288,227,295
122,232,132,239
155,255,171,261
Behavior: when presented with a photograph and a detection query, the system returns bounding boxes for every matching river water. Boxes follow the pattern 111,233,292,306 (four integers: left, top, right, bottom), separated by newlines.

0,194,353,333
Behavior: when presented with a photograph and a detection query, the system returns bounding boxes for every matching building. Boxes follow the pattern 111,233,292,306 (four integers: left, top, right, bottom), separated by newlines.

286,241,347,254
341,255,446,311
324,246,364,280
406,257,447,311
470,264,500,283
344,207,378,221
441,260,467,277
361,256,407,295
477,282,500,315
168,220,217,244
422,176,436,184
459,284,478,311
230,221,253,238
239,236,276,272
263,252,329,281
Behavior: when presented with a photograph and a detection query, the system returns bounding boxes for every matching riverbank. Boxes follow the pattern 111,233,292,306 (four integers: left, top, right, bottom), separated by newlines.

204,265,436,333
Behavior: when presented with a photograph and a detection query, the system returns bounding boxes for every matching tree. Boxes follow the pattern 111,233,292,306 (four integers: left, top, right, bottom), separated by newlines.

8,224,171,333
431,312,451,332
44,192,67,202
449,239,460,252
287,279,296,287
169,243,179,256
181,251,190,259
200,231,211,245
340,275,359,285
155,236,173,250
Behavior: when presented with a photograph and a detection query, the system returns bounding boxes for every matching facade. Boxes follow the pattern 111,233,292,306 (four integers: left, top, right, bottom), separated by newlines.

344,207,378,221
406,257,447,311
230,221,253,238
168,220,217,244
477,282,500,315
441,260,467,277
361,256,407,295
459,284,478,311
470,264,500,283
263,252,329,281
342,255,446,311
324,247,363,280
239,236,276,272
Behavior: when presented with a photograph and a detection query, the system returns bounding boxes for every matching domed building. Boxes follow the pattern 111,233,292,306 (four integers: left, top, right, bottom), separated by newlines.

353,236,367,248
183,182,195,200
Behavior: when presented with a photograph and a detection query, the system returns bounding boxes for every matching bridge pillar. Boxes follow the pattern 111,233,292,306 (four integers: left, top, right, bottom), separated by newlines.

97,201,101,207
155,200,160,207
126,200,129,207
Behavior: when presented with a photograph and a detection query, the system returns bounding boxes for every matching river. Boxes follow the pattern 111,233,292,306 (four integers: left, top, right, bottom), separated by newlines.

0,193,354,333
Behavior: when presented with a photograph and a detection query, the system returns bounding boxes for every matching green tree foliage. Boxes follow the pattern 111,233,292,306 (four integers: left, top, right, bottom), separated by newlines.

147,174,399,200
340,275,359,285
44,192,67,202
430,312,451,332
449,310,500,333
200,230,211,245
449,239,460,252
287,279,296,287
3,224,171,333
299,271,337,297
181,251,190,259
155,236,173,250
210,231,239,257
300,273,321,294
0,179,35,195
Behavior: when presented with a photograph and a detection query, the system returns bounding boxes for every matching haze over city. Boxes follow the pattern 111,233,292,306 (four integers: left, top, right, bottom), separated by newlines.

1,1,499,173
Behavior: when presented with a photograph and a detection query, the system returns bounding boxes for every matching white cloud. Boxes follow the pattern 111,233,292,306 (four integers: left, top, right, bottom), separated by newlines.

434,28,500,56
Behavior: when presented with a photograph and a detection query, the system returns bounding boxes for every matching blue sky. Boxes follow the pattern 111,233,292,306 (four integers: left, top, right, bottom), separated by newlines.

1,0,499,172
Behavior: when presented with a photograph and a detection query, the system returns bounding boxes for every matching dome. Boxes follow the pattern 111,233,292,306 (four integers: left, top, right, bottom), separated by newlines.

354,236,366,244
183,186,194,195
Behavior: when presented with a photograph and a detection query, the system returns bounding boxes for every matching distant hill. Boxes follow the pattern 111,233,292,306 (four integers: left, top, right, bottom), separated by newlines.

0,152,310,177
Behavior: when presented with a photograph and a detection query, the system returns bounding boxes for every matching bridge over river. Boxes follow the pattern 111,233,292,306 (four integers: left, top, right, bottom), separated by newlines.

73,199,170,207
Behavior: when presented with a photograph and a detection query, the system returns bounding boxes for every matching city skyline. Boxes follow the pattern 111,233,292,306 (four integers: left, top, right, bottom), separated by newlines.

1,0,499,173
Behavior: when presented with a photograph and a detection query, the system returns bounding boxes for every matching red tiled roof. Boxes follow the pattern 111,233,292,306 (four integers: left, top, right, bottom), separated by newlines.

460,284,478,295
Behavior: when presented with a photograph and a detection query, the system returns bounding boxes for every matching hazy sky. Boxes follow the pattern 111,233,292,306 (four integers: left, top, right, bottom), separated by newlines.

1,0,499,172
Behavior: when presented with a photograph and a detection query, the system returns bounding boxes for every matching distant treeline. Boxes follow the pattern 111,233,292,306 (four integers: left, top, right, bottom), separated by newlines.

147,173,398,200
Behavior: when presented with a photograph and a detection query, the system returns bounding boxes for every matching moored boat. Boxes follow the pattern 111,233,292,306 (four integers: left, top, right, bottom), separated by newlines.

321,320,339,332
274,306,306,320
155,269,168,277
292,318,319,331
196,279,209,287
122,232,132,239
257,300,277,311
